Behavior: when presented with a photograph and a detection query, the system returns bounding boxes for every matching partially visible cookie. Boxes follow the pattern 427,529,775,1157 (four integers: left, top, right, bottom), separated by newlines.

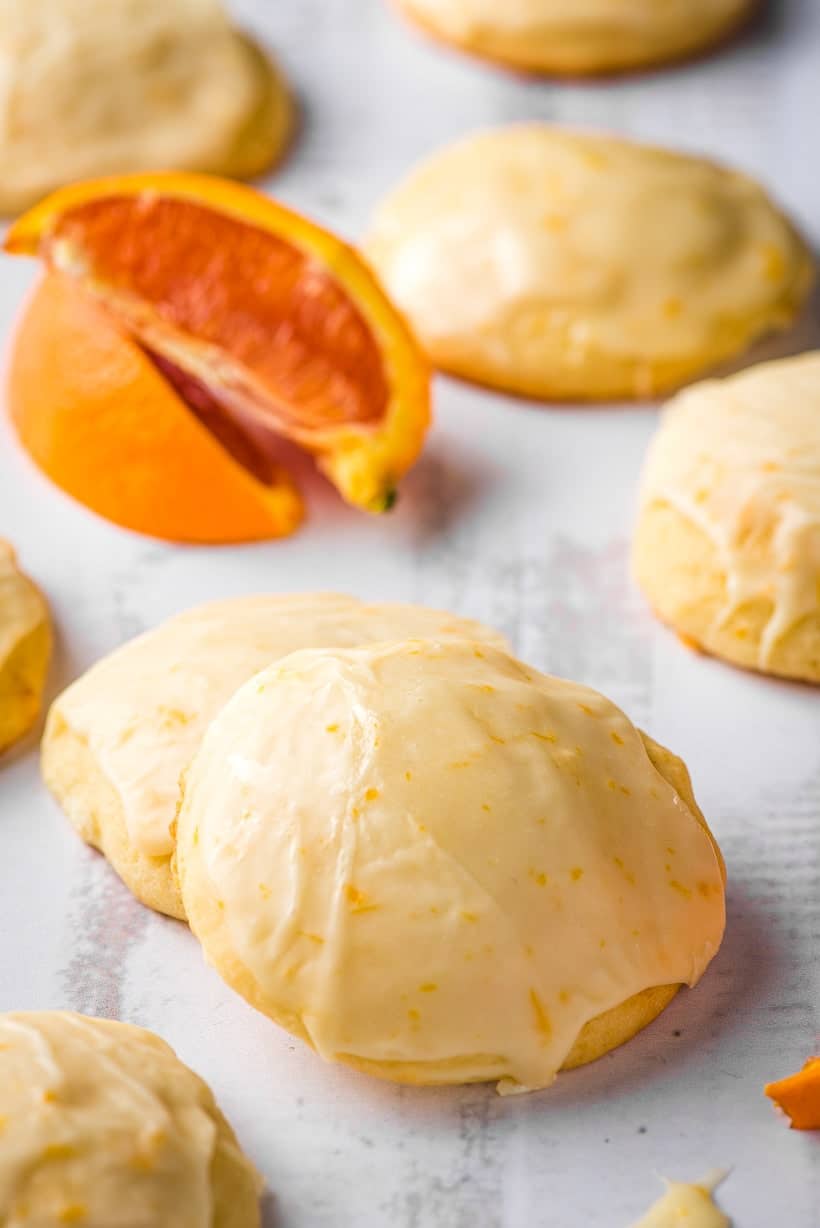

0,0,292,215
0,540,51,754
176,638,725,1094
42,595,506,919
0,1011,261,1227
394,0,756,77
366,126,813,401
633,352,820,683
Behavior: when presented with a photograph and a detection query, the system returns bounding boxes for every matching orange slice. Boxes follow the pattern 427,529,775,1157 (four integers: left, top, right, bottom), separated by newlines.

8,274,302,543
5,173,430,543
765,1057,820,1130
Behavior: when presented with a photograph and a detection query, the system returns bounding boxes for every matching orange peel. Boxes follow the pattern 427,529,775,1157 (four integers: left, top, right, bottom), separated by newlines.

765,1056,820,1130
5,173,430,541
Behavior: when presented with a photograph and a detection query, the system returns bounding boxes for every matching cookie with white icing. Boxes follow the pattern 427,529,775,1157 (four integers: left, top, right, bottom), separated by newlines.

0,0,292,215
634,352,820,683
0,1011,261,1227
366,126,813,401
175,638,725,1093
42,595,505,919
395,0,756,77
0,540,51,754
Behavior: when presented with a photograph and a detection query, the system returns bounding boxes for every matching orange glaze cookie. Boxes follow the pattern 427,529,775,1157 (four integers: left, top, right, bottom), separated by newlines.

0,0,292,215
394,0,757,77
175,638,725,1093
0,1011,261,1227
0,540,51,754
366,126,812,401
42,595,506,918
634,353,820,683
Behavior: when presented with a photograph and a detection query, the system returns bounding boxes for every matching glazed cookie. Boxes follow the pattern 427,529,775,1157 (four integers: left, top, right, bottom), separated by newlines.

175,639,725,1094
0,1011,261,1227
0,541,51,754
366,126,813,401
394,0,756,77
0,0,292,215
634,352,820,683
42,595,505,919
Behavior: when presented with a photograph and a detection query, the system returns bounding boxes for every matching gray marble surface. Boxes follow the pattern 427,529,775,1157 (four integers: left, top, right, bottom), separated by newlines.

1,1,819,1223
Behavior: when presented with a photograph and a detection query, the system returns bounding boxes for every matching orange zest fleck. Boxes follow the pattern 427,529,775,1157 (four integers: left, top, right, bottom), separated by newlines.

345,883,378,914
59,1207,87,1224
529,989,552,1042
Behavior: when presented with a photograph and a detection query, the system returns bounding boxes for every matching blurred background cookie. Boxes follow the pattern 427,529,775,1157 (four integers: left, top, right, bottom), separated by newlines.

42,595,505,919
392,0,757,77
366,125,813,401
175,638,725,1093
0,540,50,754
634,352,820,684
0,1011,261,1227
0,0,292,215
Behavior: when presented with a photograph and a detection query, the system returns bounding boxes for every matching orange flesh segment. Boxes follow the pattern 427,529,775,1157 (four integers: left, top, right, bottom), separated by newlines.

765,1057,820,1129
47,195,390,434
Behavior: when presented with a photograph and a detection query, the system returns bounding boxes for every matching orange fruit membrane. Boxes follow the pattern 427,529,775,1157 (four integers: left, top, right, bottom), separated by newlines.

5,173,431,543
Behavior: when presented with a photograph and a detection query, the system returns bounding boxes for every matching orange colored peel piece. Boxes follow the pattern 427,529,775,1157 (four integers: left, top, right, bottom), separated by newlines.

765,1056,820,1130
5,173,430,538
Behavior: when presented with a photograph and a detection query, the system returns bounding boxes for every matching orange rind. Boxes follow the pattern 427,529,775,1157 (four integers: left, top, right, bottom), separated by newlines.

765,1057,820,1130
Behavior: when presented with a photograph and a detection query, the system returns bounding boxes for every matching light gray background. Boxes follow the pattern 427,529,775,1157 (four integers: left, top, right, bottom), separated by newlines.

1,1,819,1223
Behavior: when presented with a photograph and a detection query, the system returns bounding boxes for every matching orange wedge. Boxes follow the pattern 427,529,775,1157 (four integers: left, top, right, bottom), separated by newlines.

5,173,431,543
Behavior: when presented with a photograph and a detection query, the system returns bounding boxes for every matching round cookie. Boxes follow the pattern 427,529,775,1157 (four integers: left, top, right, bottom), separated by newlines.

365,126,813,401
634,352,820,683
0,540,51,754
175,639,725,1094
393,0,757,77
0,1011,260,1227
0,0,292,216
42,595,506,920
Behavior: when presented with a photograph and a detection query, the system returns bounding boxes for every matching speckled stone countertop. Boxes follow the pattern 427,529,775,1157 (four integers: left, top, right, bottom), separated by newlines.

1,1,818,1223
